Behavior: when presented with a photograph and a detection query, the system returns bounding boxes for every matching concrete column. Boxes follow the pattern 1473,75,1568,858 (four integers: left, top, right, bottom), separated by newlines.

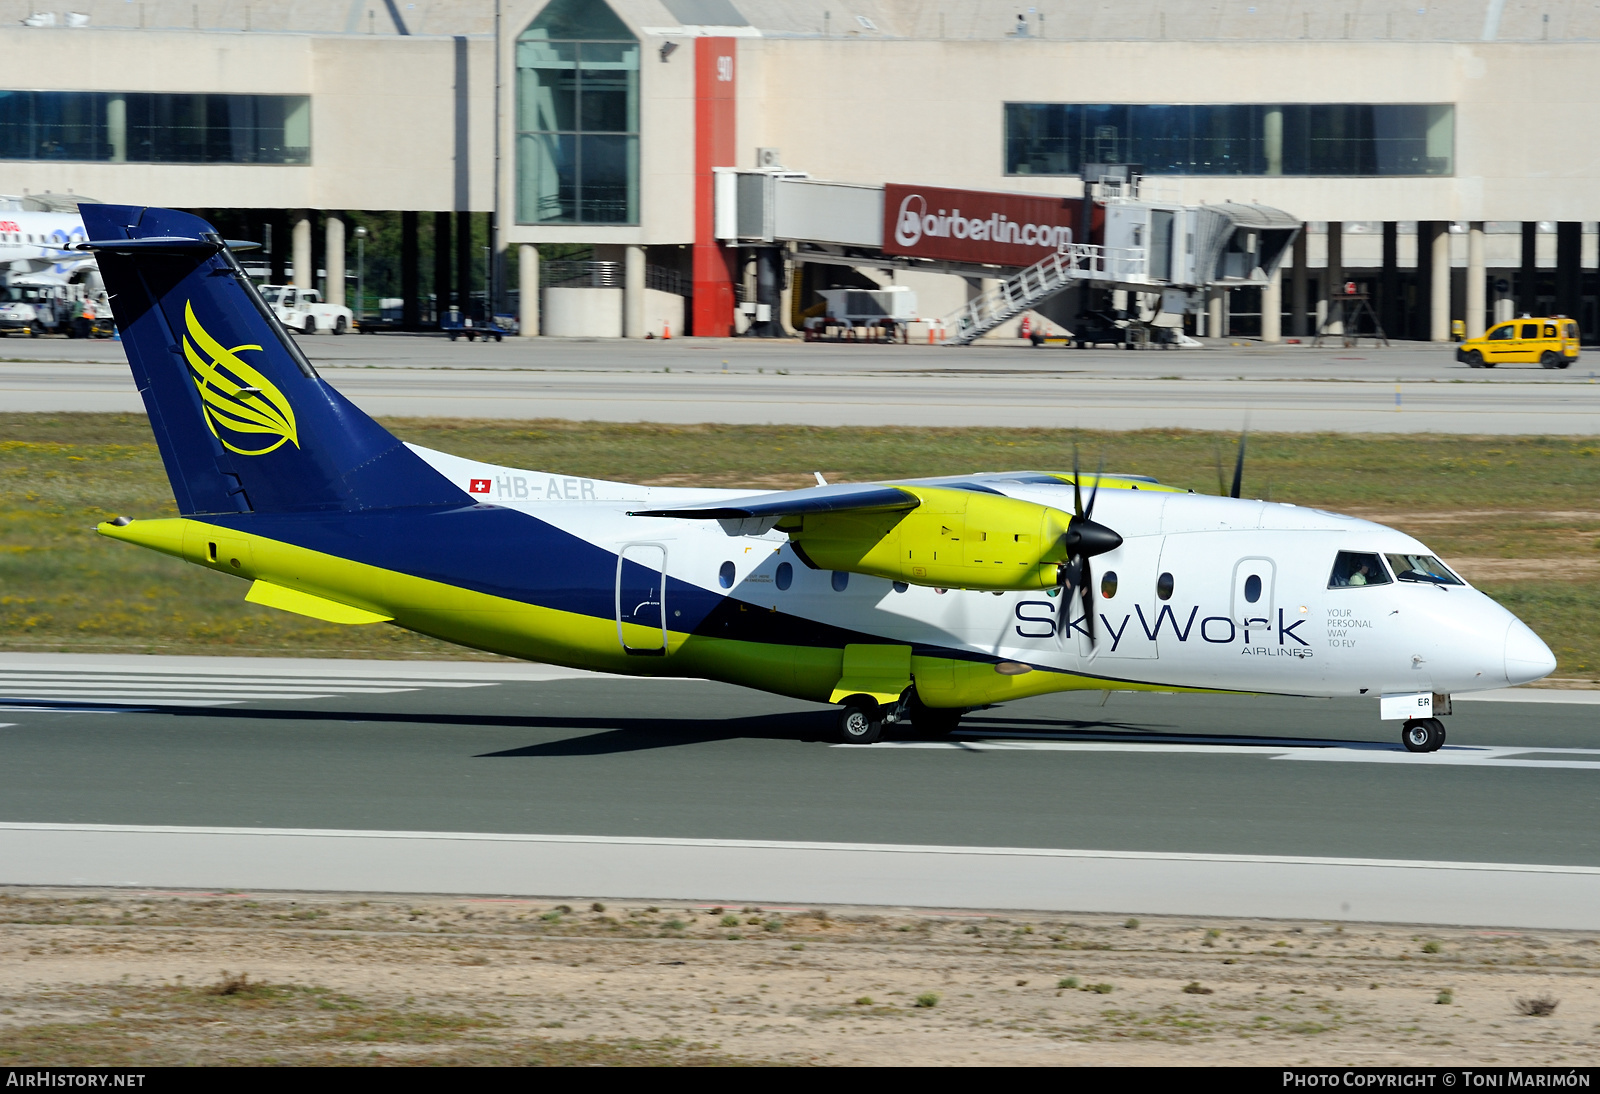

1324,222,1343,335
107,94,126,163
1263,108,1283,176
1429,222,1451,341
1205,287,1224,339
291,214,312,288
324,214,346,309
1289,228,1308,337
518,244,539,337
1260,264,1282,343
623,245,646,338
1466,222,1486,339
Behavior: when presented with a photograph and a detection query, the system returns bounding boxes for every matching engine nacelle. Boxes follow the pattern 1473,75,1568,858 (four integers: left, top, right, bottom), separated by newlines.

782,486,1072,591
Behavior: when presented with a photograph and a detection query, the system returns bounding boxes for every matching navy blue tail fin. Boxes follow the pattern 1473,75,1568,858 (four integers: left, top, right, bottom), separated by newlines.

83,205,469,516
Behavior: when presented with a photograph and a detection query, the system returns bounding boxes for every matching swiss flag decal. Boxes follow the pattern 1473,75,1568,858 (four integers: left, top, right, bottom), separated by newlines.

469,479,491,494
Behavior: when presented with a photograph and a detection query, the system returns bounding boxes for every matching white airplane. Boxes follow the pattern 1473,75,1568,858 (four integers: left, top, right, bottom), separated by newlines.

0,198,92,277
82,205,1559,752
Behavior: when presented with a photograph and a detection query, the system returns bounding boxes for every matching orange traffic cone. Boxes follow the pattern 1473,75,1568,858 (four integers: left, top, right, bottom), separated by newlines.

663,321,671,339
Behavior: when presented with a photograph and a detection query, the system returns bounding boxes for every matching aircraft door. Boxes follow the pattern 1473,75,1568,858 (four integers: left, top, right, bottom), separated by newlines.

1231,557,1277,646
1082,535,1163,659
616,543,667,655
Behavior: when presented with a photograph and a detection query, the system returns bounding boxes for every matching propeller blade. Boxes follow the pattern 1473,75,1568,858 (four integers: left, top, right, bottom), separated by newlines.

1214,443,1227,497
1080,557,1097,646
1071,444,1084,519
1230,431,1247,499
1086,454,1106,521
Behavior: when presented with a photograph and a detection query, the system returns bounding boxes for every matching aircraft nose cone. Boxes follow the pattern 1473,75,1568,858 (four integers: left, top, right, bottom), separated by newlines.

1504,618,1557,686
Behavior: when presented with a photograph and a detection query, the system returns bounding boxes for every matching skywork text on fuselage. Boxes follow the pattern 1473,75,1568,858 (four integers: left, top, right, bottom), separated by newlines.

1014,600,1312,654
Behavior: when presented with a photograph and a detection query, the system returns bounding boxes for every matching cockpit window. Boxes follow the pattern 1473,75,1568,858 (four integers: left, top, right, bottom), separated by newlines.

1328,551,1391,588
1384,553,1464,586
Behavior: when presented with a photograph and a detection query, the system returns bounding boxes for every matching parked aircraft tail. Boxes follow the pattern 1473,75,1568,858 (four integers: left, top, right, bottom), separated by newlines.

81,205,467,515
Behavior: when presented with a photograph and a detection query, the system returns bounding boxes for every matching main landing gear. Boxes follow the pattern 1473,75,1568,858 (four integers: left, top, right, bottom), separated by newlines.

1401,717,1447,753
835,691,970,744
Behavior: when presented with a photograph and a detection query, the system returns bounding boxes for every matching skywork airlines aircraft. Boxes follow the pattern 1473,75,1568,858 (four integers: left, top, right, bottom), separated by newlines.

82,206,1557,750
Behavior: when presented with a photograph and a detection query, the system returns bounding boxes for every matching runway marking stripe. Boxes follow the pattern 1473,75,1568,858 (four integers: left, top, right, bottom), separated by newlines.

3,821,1596,876
866,737,1600,769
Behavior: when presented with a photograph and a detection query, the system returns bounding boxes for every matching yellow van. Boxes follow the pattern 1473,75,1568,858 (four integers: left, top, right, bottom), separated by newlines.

1457,317,1579,369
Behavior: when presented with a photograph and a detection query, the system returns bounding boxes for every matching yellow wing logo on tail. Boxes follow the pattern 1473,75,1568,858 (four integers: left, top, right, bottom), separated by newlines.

182,300,299,455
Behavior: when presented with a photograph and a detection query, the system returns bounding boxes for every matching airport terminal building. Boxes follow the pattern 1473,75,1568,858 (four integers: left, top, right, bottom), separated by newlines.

4,0,1600,341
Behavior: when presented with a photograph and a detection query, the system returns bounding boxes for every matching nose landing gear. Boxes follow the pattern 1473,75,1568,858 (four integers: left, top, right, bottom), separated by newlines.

1401,717,1447,753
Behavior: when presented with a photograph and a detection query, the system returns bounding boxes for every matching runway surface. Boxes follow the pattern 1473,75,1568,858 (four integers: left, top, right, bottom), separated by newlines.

6,338,1600,432
1,654,1596,926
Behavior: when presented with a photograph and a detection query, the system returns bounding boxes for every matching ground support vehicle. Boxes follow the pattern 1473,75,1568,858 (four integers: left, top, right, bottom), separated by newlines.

1457,317,1578,369
441,309,507,342
258,286,353,335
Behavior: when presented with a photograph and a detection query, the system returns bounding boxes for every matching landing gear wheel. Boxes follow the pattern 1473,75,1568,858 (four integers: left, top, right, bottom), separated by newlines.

1402,717,1446,753
1541,351,1561,369
836,698,883,745
1464,350,1483,368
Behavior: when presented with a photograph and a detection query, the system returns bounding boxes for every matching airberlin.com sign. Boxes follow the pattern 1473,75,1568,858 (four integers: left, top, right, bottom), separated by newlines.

883,184,1077,267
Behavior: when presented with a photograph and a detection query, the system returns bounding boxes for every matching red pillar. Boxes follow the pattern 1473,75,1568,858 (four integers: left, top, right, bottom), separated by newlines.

692,37,736,337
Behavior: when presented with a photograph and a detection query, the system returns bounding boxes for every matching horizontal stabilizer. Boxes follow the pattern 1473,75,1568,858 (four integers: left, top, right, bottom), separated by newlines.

245,580,393,625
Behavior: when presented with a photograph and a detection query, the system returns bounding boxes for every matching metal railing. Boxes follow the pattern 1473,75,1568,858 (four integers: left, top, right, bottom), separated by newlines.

943,243,1148,345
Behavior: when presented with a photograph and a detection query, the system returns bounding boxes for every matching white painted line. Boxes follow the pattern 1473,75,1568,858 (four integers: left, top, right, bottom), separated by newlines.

2,823,1596,929
864,738,1600,770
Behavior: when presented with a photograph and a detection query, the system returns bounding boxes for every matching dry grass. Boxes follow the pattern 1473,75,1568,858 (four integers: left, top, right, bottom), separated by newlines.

0,889,1595,1067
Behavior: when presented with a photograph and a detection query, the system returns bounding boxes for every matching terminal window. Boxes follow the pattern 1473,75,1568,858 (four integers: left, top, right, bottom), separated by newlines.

1006,104,1453,177
0,92,309,164
516,0,639,225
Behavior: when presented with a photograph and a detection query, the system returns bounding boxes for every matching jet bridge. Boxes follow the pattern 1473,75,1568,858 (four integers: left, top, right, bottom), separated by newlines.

714,168,1298,344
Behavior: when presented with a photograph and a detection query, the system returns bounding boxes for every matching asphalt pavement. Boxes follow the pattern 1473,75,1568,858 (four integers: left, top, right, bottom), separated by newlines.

6,335,1600,432
4,654,1597,924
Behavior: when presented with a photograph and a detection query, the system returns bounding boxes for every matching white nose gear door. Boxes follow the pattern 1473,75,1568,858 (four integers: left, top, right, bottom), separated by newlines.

616,543,667,655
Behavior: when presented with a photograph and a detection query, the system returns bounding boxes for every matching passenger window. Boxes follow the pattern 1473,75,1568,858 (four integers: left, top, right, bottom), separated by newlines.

1100,571,1118,598
1244,574,1262,603
718,561,735,589
1327,551,1391,589
1156,572,1174,601
775,562,792,590
1487,325,1514,341
1519,323,1538,339
831,571,849,592
1384,553,1464,586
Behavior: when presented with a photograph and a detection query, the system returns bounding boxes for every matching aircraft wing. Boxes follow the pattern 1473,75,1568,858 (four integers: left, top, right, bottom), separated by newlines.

631,481,1079,593
628,482,918,522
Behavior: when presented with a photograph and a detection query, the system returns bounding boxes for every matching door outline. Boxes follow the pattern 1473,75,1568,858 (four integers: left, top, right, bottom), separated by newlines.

1231,556,1277,643
1081,535,1164,659
616,543,668,655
